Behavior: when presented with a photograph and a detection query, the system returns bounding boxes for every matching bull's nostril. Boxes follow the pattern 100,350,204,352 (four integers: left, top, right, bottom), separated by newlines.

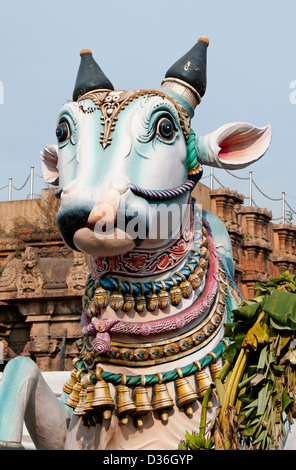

57,207,91,251
87,221,95,230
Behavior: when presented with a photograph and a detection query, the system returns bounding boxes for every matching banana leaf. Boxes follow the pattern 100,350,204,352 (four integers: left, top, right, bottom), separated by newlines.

255,272,296,296
282,388,293,412
262,290,296,330
232,300,262,321
242,322,269,350
270,272,296,286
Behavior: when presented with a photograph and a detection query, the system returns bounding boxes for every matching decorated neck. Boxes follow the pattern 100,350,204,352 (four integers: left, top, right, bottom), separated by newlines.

79,202,226,368
83,202,209,316
89,201,197,281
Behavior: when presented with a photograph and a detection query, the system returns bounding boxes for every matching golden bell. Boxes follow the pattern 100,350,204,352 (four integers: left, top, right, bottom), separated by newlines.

80,372,95,413
73,387,87,416
175,369,198,416
188,272,201,290
122,293,135,312
202,234,209,248
78,379,96,428
175,271,193,299
199,257,208,271
180,281,193,298
122,282,135,312
87,299,97,317
169,277,182,306
170,285,182,306
66,370,84,409
158,282,171,310
132,376,153,428
134,294,146,312
151,373,174,422
146,283,158,312
200,246,210,260
115,375,136,425
195,266,204,280
146,292,158,312
91,367,115,421
134,283,146,313
209,353,222,380
110,291,124,311
195,367,212,400
94,285,109,309
158,290,170,309
63,369,77,395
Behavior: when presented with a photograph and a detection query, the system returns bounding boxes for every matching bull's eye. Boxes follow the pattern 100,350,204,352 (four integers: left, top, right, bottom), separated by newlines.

56,121,70,143
156,117,176,141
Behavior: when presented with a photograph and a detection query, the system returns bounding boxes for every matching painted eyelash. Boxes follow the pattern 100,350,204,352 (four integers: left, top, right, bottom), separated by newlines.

57,104,79,146
137,113,177,144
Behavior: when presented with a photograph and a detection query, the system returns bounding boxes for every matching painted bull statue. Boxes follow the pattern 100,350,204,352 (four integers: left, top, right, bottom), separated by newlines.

0,37,274,450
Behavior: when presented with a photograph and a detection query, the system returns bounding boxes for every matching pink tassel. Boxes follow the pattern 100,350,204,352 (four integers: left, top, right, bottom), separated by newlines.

92,332,112,353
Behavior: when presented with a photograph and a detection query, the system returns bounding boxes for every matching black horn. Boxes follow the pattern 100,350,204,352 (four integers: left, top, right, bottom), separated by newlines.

161,37,209,112
72,49,114,101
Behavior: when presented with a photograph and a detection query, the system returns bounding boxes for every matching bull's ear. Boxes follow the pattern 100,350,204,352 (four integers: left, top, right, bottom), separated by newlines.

196,122,272,170
40,145,59,185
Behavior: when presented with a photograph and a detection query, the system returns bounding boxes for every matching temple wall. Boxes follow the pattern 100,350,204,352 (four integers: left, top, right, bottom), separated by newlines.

0,184,295,371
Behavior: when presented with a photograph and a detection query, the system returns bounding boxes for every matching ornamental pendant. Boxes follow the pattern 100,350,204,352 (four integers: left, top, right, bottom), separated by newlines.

146,292,159,312
93,286,109,309
122,293,135,312
134,294,146,313
109,291,124,311
180,280,193,299
188,272,201,290
169,285,182,306
157,290,171,310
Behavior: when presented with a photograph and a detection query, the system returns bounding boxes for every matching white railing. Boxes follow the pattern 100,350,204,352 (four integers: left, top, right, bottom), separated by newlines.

205,168,295,224
0,166,45,201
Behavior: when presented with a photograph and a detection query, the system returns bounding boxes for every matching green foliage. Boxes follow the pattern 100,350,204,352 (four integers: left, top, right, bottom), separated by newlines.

178,431,213,450
286,210,294,223
179,271,296,450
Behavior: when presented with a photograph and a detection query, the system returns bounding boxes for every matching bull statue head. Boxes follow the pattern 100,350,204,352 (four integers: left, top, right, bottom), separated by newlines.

41,37,271,259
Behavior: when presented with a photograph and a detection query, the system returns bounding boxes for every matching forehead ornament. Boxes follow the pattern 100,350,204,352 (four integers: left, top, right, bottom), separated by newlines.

78,89,191,148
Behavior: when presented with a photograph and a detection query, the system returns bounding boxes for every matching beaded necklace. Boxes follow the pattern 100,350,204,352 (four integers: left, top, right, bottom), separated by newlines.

82,203,208,315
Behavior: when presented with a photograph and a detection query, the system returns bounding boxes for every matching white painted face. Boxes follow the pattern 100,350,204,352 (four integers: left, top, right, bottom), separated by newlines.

42,91,190,256
40,85,272,258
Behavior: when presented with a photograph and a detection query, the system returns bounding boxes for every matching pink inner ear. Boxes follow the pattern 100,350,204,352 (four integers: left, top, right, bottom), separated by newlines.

219,130,263,160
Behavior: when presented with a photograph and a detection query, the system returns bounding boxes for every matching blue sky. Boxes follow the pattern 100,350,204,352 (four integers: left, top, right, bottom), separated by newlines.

0,0,295,220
